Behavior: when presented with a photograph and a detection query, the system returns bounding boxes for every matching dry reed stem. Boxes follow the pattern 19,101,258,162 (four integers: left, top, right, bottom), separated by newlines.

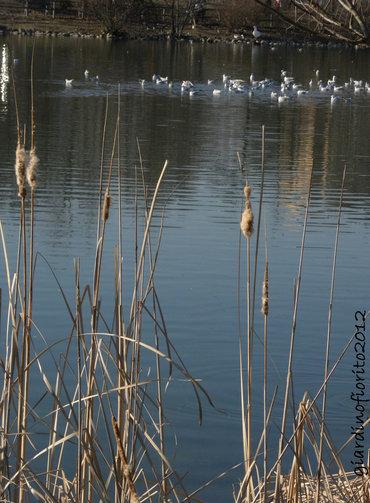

251,124,266,342
115,85,126,503
30,39,36,151
112,416,139,503
274,161,314,502
238,245,248,477
262,248,269,503
96,93,109,240
136,138,167,497
82,105,119,503
316,166,346,503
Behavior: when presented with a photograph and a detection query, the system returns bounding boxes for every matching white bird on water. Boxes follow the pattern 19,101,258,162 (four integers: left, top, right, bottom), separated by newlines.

331,95,340,104
156,76,168,84
278,95,288,103
181,80,193,91
253,26,261,39
230,79,245,88
212,89,221,96
84,69,89,78
65,79,73,86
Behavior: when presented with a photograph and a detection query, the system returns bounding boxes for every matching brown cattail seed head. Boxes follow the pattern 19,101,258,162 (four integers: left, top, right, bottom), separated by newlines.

102,190,111,222
244,184,251,199
26,148,38,190
261,261,269,316
240,183,254,238
15,143,27,198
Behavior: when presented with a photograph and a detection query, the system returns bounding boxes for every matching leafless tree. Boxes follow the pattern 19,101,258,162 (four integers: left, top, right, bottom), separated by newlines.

253,0,370,44
165,0,204,37
85,0,146,34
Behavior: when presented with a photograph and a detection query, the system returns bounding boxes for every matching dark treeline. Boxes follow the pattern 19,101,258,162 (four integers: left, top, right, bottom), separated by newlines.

3,0,370,45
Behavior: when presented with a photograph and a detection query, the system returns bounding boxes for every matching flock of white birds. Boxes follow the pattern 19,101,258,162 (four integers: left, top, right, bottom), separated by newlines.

63,67,370,106
134,69,370,104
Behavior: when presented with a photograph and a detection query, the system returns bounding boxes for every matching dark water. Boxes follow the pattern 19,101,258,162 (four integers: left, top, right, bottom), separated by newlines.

1,36,370,500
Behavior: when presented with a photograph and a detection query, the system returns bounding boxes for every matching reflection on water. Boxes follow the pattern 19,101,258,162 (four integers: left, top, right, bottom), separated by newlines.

1,35,370,500
0,44,9,107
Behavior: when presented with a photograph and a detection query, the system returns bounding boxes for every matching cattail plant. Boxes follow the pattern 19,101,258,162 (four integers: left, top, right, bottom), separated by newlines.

13,84,28,503
240,180,254,502
17,42,38,503
239,127,267,503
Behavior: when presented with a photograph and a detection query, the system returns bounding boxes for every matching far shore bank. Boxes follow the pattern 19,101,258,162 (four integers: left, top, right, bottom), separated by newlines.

1,12,368,49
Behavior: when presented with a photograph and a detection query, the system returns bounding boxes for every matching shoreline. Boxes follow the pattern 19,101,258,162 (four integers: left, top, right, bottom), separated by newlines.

0,13,367,49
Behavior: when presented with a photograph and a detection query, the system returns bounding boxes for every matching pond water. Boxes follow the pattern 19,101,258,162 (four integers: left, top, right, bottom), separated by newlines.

1,36,370,501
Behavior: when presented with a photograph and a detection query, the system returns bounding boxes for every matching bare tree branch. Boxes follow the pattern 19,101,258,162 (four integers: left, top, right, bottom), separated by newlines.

252,0,369,45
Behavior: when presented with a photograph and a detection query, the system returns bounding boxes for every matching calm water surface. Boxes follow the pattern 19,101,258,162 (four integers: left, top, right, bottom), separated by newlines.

1,36,370,500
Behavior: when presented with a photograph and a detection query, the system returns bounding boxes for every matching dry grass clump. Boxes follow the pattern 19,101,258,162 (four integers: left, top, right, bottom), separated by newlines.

280,472,369,503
